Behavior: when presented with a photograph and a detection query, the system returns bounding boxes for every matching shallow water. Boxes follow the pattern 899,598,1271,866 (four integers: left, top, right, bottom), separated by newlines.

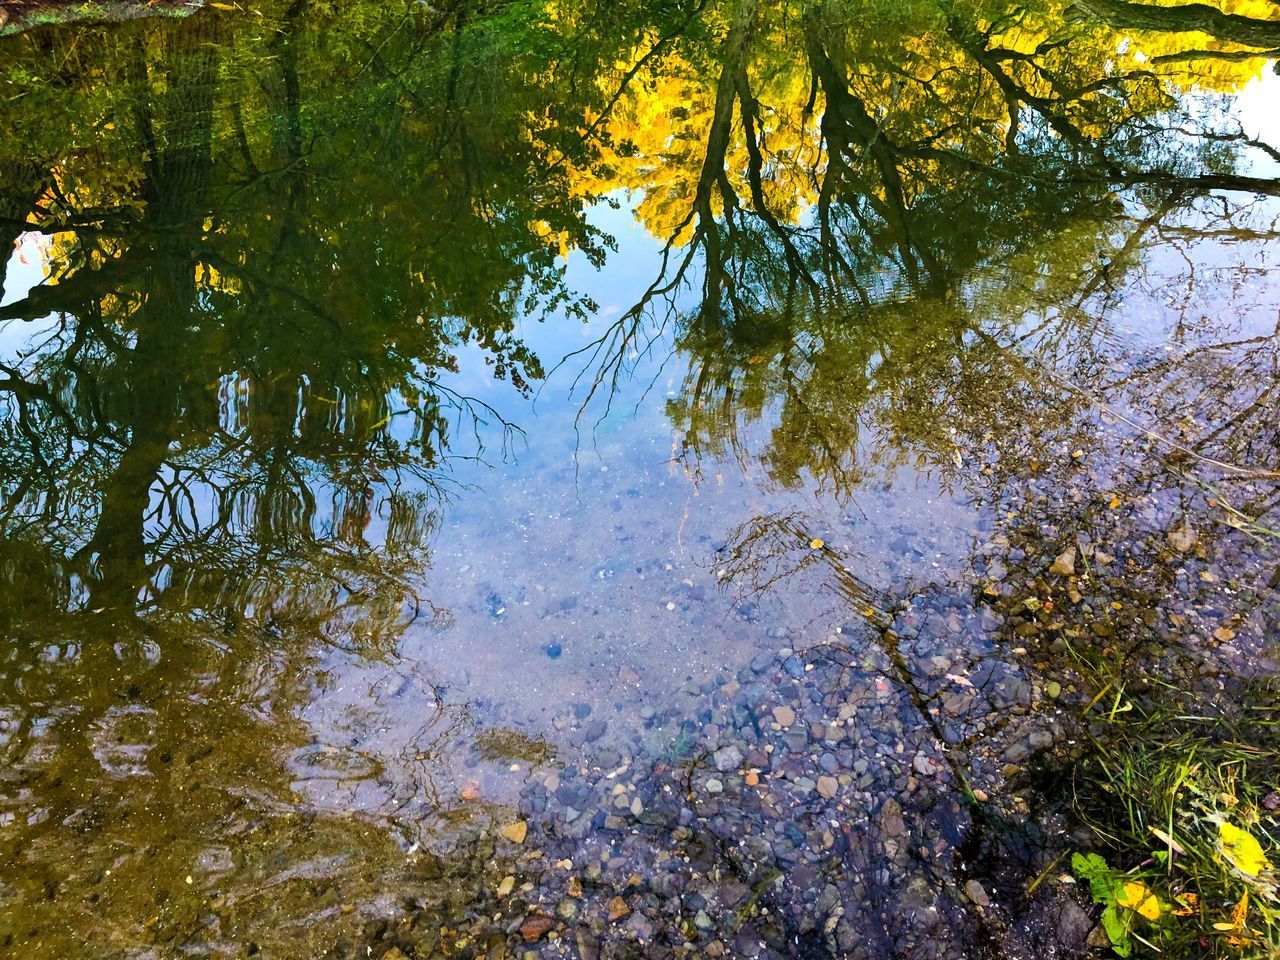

1,1,1279,957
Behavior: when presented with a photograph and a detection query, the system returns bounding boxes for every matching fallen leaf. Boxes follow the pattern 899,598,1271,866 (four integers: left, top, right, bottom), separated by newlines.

1149,826,1185,856
1219,821,1271,878
1116,881,1161,920
1213,626,1236,643
1232,889,1249,928
1212,890,1249,941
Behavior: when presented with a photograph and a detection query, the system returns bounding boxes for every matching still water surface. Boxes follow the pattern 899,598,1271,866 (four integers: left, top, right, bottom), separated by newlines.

1,1,1279,956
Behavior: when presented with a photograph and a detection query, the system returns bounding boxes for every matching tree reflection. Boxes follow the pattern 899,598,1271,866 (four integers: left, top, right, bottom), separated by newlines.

1,0,1278,953
0,1,619,951
561,0,1280,494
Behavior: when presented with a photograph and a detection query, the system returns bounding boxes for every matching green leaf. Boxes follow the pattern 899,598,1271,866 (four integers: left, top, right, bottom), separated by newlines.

1101,904,1132,957
1072,852,1115,903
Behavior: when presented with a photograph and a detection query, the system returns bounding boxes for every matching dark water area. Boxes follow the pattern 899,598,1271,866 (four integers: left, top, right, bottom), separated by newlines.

1,1,1279,957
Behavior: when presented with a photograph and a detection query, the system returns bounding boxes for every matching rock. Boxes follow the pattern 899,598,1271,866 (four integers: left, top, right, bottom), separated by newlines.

816,776,838,799
496,875,516,897
744,747,769,768
576,931,601,960
1004,740,1034,762
618,665,640,684
1167,523,1197,553
879,798,906,837
713,745,744,772
964,880,991,907
196,846,233,874
1050,548,1076,576
706,778,724,795
501,821,528,844
608,896,631,922
1030,729,1054,749
1086,924,1112,950
772,705,796,727
1045,680,1062,699
1055,899,1093,951
520,915,554,941
783,730,808,753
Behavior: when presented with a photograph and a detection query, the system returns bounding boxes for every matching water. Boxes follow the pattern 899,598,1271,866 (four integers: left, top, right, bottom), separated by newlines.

1,1,1278,957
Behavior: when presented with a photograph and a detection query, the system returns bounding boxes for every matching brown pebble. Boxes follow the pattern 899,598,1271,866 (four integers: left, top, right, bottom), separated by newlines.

520,915,554,941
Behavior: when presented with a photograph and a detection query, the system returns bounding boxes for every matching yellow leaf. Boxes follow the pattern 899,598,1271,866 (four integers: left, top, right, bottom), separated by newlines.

1231,889,1249,929
809,538,824,550
1219,822,1271,878
1116,881,1161,920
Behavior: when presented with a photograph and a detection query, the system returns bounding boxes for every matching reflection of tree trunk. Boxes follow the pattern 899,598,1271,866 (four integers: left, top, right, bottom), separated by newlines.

804,19,941,290
1075,0,1280,48
0,161,44,303
82,14,219,613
